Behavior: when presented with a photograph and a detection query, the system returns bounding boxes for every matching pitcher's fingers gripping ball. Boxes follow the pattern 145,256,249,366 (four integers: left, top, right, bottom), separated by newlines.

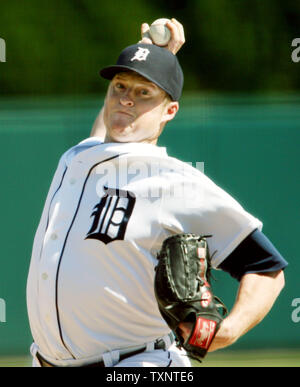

149,18,172,46
154,233,228,362
140,18,185,55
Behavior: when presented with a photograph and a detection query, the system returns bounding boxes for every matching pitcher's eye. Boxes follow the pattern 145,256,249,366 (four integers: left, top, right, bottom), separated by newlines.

115,83,125,89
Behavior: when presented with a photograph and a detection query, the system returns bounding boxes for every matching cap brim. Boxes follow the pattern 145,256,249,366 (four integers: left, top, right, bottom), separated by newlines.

99,65,174,100
100,65,138,80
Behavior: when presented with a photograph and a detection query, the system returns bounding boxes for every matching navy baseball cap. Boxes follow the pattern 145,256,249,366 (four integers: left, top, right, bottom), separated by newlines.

100,44,184,101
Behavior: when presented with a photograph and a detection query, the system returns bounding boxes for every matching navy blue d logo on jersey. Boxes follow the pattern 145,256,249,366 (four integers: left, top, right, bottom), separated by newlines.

86,186,136,244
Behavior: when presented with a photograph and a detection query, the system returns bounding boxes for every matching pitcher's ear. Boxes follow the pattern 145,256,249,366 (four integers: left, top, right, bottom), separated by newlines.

163,101,179,123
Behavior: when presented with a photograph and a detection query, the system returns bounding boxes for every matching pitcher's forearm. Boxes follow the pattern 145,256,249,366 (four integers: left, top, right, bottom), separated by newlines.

209,270,285,351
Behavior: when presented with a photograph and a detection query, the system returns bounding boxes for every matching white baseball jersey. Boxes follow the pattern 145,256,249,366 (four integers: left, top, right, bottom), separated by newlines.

26,137,262,364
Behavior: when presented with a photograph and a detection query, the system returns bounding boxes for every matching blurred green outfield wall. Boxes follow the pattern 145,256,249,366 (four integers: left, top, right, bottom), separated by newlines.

0,93,299,355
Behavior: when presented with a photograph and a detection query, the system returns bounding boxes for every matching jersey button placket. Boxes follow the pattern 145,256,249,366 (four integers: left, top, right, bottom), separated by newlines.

38,229,62,350
50,232,58,240
41,272,48,280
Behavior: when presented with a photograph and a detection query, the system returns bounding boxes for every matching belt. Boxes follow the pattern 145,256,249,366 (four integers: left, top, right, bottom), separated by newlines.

36,334,174,367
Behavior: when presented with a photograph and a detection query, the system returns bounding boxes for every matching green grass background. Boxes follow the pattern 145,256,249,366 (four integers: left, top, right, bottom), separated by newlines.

1,349,299,367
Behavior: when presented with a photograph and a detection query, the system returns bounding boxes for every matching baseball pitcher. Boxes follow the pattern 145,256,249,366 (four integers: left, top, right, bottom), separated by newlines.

26,19,287,367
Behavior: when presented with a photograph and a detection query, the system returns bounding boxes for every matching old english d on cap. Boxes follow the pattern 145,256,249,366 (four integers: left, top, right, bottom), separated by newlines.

100,44,184,101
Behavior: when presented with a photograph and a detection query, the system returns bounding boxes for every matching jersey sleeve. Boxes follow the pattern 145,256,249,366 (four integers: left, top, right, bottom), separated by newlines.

64,137,104,166
218,229,288,281
159,164,263,268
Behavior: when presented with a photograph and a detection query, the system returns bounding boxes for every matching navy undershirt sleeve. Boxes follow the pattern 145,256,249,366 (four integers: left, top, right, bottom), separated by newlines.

218,229,288,281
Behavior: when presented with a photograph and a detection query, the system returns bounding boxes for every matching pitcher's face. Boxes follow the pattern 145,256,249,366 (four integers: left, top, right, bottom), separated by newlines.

103,71,178,144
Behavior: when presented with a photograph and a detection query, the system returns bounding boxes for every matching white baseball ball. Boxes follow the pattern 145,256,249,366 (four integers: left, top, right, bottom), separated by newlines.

149,18,171,46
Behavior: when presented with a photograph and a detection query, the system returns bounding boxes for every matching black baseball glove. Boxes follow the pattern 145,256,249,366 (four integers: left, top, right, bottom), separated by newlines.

154,233,227,362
